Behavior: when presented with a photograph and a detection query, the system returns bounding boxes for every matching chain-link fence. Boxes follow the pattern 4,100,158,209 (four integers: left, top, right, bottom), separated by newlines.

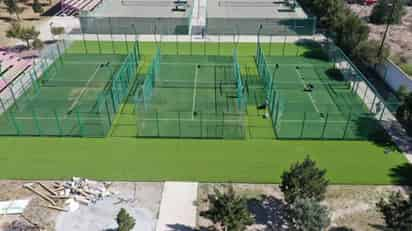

0,39,140,137
134,47,246,139
256,39,398,140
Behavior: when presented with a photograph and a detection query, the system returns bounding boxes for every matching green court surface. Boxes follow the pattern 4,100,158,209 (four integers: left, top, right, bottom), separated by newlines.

256,46,384,140
0,53,126,137
136,53,246,139
0,41,410,185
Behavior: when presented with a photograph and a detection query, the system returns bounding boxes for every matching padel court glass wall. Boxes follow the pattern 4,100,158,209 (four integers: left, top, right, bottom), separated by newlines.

0,40,140,137
79,0,193,35
80,16,193,35
134,47,247,139
206,17,317,35
256,40,399,140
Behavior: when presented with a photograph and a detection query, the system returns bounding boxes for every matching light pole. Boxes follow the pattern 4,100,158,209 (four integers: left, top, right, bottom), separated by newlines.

377,0,398,59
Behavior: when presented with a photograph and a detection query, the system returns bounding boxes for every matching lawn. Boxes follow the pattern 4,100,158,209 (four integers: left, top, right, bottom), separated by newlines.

0,41,410,185
0,137,409,185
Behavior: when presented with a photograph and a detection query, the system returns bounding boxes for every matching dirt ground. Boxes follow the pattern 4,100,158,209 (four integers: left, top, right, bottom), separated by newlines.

1,181,410,231
0,181,163,231
197,183,410,231
54,182,163,231
0,180,61,231
348,4,412,64
0,0,58,47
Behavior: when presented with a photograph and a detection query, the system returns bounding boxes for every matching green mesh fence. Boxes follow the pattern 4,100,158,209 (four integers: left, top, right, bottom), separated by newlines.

255,41,390,140
135,49,246,139
0,41,140,137
232,49,246,112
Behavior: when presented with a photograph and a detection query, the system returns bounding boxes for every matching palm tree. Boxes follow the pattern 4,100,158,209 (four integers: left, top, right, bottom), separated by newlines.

6,23,41,49
3,0,24,21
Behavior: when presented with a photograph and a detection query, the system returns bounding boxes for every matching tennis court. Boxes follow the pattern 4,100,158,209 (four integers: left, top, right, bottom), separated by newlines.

256,43,385,140
135,49,247,139
0,42,139,137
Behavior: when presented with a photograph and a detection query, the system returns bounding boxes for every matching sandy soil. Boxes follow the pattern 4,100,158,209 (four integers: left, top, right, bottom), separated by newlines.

0,180,61,231
55,182,163,231
349,4,412,63
0,0,58,47
197,183,410,231
0,181,163,231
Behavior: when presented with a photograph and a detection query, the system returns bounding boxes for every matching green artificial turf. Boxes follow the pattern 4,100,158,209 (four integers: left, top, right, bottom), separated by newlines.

0,41,410,185
0,137,409,185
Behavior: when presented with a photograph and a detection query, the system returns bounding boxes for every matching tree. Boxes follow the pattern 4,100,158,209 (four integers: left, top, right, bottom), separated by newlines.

280,155,329,204
312,0,346,31
396,92,412,135
202,185,254,231
397,85,409,102
376,191,412,230
32,0,44,14
4,0,24,21
50,26,65,40
370,0,406,25
352,39,390,65
335,11,369,54
286,197,330,231
31,38,43,49
116,208,135,231
6,23,40,49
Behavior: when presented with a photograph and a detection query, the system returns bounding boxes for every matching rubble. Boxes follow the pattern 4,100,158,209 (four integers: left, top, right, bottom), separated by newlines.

23,177,113,212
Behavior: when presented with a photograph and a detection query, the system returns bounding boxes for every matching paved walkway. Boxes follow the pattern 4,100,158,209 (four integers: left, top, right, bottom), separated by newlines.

156,182,198,231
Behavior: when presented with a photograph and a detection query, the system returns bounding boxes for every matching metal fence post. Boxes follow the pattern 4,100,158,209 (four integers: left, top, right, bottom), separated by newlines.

0,98,6,113
199,112,203,138
82,32,88,54
75,109,85,136
178,111,181,137
369,95,377,113
32,109,41,135
282,35,287,56
222,112,225,138
124,34,129,53
269,34,273,55
300,112,306,138
190,34,193,55
104,97,112,126
156,111,160,137
342,112,352,139
54,109,63,136
203,37,206,55
321,113,329,139
176,34,179,55
218,34,221,55
8,111,20,135
9,87,17,108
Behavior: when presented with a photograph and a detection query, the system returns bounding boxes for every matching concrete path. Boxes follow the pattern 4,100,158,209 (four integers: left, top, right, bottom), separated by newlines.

156,182,198,231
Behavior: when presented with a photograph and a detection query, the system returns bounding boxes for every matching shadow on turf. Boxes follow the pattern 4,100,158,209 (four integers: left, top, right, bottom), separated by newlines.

295,39,329,61
389,163,412,185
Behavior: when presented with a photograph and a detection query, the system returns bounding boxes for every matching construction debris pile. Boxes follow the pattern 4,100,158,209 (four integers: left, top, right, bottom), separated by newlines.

23,177,112,212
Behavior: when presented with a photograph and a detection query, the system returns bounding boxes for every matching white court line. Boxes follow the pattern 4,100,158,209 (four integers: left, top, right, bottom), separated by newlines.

295,68,320,113
191,65,199,120
67,64,102,113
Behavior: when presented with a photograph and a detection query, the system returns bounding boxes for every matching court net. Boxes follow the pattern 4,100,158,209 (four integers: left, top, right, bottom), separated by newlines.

256,42,387,140
0,41,140,137
135,49,246,139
